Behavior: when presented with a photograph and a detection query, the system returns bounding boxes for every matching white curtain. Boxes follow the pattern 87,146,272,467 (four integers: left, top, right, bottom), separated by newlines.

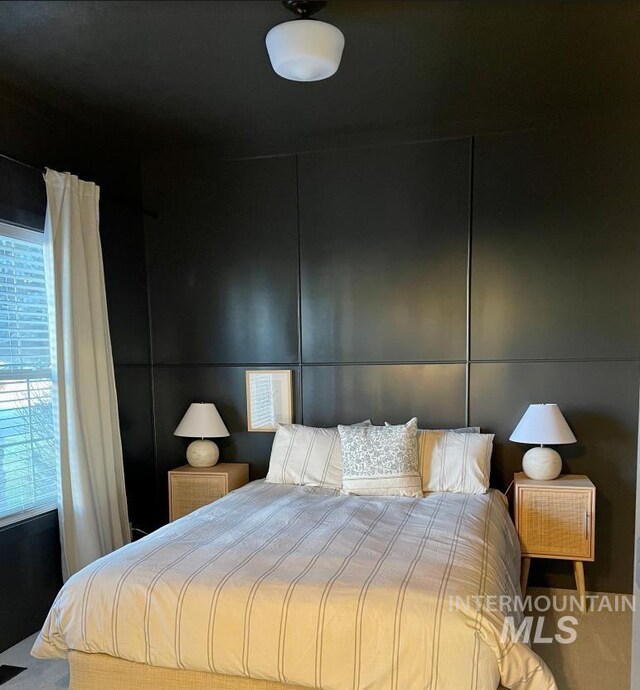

44,169,130,580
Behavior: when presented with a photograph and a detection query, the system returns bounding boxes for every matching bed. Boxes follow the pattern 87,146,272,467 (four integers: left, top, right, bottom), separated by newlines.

32,480,557,690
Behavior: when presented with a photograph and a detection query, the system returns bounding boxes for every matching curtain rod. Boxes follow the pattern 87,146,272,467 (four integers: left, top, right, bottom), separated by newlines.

0,150,158,219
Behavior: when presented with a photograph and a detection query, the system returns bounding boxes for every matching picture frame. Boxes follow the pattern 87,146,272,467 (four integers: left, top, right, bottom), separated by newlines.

245,369,293,432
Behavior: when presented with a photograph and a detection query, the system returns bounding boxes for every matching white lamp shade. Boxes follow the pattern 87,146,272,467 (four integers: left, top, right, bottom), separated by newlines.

510,403,577,445
266,19,344,82
174,403,229,439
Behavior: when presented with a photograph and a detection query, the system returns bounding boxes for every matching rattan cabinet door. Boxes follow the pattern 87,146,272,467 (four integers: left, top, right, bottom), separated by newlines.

518,488,592,559
170,475,226,521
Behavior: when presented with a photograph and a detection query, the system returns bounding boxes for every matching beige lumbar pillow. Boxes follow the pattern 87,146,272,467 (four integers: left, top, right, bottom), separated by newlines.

338,418,421,497
419,429,494,494
266,421,370,490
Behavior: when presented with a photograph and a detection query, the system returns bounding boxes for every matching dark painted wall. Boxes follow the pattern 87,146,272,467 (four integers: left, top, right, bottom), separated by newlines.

0,512,61,652
470,127,640,592
0,93,154,651
299,140,470,364
144,124,639,595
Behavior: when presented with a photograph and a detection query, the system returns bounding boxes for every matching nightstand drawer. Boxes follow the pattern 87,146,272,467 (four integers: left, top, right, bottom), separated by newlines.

517,487,593,559
170,474,227,521
168,463,249,521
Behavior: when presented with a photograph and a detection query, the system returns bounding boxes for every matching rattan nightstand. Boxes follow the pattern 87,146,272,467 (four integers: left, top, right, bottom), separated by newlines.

514,472,595,603
168,463,249,521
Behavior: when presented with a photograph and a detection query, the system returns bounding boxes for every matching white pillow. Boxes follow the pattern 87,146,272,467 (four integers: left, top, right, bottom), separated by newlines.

266,421,370,489
385,423,479,434
339,418,421,497
441,426,480,433
419,430,494,494
386,424,479,434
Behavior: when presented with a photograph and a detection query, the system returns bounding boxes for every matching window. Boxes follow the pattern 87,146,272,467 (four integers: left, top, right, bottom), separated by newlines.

0,221,57,525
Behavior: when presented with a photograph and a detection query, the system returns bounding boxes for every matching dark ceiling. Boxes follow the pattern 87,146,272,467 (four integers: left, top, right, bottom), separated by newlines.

0,1,639,152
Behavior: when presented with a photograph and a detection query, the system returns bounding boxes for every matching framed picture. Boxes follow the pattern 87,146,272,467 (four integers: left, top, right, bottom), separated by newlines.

245,369,293,432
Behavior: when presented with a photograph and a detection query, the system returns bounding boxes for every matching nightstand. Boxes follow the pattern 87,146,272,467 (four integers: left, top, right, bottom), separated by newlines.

514,472,595,603
168,463,249,521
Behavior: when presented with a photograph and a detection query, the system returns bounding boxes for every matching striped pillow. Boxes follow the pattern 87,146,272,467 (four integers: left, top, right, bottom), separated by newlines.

266,421,370,489
385,423,479,434
419,430,494,494
339,418,422,497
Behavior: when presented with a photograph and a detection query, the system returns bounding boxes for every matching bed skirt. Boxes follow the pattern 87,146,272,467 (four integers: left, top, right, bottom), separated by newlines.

69,651,510,690
69,652,306,690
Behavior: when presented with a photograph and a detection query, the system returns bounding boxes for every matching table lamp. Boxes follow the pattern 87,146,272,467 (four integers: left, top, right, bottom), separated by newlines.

509,403,577,480
174,402,230,467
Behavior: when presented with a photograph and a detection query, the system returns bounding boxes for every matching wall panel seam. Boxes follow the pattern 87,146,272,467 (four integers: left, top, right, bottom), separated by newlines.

465,135,474,426
295,154,304,424
149,361,469,368
145,359,640,368
470,358,640,364
143,223,160,527
217,133,473,163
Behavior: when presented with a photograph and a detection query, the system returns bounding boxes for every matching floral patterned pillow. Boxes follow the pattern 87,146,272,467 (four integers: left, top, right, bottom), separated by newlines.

338,418,421,497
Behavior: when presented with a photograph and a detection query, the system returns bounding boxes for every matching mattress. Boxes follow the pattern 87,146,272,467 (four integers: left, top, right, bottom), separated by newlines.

33,480,556,690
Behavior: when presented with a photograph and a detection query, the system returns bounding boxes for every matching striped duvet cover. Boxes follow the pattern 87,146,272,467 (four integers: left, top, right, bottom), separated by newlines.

33,480,556,690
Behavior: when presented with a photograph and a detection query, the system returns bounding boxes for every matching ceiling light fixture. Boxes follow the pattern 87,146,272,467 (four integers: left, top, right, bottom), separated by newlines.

265,1,345,82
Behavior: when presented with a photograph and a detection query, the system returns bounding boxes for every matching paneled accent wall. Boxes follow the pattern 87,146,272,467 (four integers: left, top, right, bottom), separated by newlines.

469,128,640,591
298,140,470,364
144,125,640,593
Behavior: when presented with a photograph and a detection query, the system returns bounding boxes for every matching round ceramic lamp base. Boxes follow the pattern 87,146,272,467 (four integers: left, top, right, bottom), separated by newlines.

522,446,562,481
186,439,219,468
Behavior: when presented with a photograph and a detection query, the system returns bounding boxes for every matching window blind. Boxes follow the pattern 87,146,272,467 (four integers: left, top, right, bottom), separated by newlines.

0,221,57,523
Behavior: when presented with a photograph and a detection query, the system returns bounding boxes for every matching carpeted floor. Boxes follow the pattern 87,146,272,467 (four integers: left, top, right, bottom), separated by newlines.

0,634,68,689
0,588,631,689
527,587,632,690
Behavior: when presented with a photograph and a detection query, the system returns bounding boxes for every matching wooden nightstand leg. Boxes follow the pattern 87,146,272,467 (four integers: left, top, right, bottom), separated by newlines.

520,557,531,595
573,561,586,611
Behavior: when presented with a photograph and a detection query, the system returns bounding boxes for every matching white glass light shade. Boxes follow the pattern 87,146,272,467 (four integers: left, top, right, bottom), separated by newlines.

266,19,345,82
510,403,577,445
174,403,229,439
